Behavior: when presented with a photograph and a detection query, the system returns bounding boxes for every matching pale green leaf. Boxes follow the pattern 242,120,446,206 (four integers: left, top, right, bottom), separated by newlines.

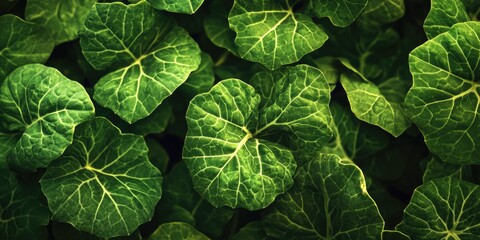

228,0,328,70
40,117,162,238
0,14,54,81
405,21,480,164
0,64,95,171
424,0,470,39
263,154,384,240
146,0,204,14
0,170,50,240
307,0,368,27
25,0,95,45
397,177,480,239
148,222,210,240
80,2,201,123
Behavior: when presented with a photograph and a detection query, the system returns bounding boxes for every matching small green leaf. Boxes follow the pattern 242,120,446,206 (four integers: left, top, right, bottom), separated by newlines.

0,170,50,240
357,0,405,28
231,221,271,240
204,0,238,55
422,155,472,183
397,177,480,239
263,154,384,240
0,14,54,81
146,0,204,14
177,52,215,100
405,21,480,164
307,0,368,27
25,0,95,45
80,2,201,123
148,222,210,240
424,0,470,39
228,0,328,70
0,64,95,171
40,117,162,238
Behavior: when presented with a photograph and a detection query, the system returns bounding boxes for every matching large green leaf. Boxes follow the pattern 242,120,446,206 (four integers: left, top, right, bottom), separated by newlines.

0,64,95,171
80,1,201,123
263,154,384,240
0,170,50,240
148,222,210,240
405,21,480,164
0,14,54,81
25,0,95,45
397,177,480,239
424,0,470,39
183,65,332,210
228,0,328,70
146,0,204,14
40,117,162,238
307,0,368,27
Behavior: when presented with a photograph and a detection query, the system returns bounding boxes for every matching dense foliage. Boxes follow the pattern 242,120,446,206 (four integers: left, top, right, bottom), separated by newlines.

1,0,479,239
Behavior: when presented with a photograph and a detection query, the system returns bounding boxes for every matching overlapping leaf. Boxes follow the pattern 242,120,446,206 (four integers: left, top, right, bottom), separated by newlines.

263,154,384,240
40,117,162,238
0,15,53,81
405,21,480,164
307,0,368,27
228,0,328,70
0,64,94,171
424,0,471,39
80,1,201,123
148,222,210,240
146,0,204,14
397,177,480,239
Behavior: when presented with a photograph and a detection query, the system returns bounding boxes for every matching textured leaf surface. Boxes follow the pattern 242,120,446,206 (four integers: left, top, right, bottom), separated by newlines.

25,0,95,45
183,79,296,210
397,177,480,239
308,0,368,27
177,52,215,99
146,0,204,14
341,72,410,137
40,117,162,238
0,64,94,170
405,21,480,164
80,2,201,123
423,155,472,183
424,0,470,39
0,170,50,240
228,0,328,70
0,14,53,81
204,0,238,55
358,0,405,28
0,131,18,168
148,222,210,240
263,154,384,240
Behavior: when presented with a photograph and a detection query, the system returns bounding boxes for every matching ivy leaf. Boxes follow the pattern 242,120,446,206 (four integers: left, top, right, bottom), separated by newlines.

148,222,210,240
80,1,201,123
405,21,480,164
263,154,384,240
25,0,95,45
228,0,328,70
0,64,94,171
423,0,470,39
0,170,50,240
0,14,54,81
40,117,162,238
397,177,480,239
307,0,368,27
146,0,204,14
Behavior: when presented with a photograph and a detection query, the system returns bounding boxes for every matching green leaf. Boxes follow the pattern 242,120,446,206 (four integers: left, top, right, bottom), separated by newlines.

183,65,332,210
357,0,405,28
146,137,169,175
397,177,480,239
0,64,95,171
156,162,233,238
424,0,470,39
0,170,50,240
51,222,142,240
146,0,204,14
0,14,54,81
228,0,328,70
203,0,238,55
80,2,201,123
405,21,480,164
231,221,271,240
0,131,19,169
177,52,215,100
148,222,210,240
307,0,368,27
263,154,384,240
25,0,95,45
40,117,162,238
383,230,410,240
422,155,472,183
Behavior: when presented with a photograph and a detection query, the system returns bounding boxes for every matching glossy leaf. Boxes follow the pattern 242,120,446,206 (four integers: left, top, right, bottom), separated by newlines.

80,2,201,123
405,21,480,164
40,117,162,238
0,64,94,171
424,0,470,39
